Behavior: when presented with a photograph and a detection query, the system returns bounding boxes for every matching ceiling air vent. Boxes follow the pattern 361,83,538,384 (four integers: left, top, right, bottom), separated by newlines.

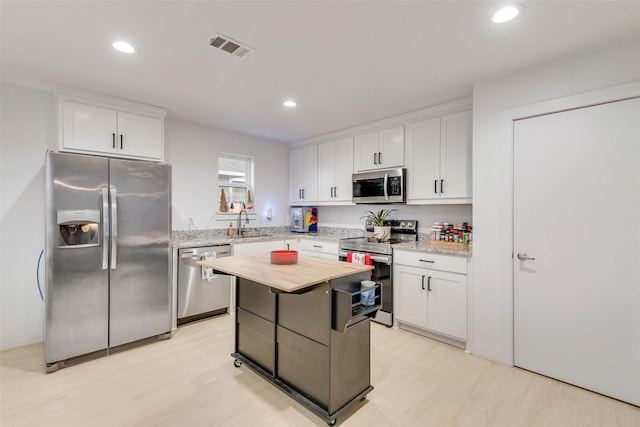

209,33,254,60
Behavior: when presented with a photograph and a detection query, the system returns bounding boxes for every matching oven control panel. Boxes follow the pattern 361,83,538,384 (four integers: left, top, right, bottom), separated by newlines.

365,219,418,234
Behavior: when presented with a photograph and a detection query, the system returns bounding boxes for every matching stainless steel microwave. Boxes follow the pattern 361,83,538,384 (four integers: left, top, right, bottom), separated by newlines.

352,168,406,204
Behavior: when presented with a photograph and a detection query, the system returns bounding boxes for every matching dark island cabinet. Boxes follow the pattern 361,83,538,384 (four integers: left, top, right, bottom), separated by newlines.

233,271,379,425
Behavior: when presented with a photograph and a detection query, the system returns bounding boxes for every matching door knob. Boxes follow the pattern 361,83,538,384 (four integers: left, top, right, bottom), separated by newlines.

517,252,536,261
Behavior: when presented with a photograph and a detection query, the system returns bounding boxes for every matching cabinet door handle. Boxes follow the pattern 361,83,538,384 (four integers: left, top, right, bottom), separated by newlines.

120,134,123,150
427,276,432,292
313,245,323,248
373,153,378,165
302,189,305,199
434,179,438,194
440,179,444,194
378,152,382,164
419,259,435,263
112,133,116,149
421,275,425,290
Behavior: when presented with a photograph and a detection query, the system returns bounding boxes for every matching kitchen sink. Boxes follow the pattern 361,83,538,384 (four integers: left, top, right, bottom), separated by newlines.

232,233,274,239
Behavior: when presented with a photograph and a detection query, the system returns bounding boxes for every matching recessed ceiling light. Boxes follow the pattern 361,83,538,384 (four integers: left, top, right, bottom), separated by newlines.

283,100,297,108
112,41,135,53
492,4,524,23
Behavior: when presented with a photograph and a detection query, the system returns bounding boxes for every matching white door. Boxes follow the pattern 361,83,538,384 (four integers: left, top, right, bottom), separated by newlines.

440,110,472,200
406,117,440,200
426,270,467,341
333,137,353,201
513,97,640,405
355,131,379,171
394,265,429,329
317,141,335,201
379,125,404,168
62,101,117,154
117,112,163,160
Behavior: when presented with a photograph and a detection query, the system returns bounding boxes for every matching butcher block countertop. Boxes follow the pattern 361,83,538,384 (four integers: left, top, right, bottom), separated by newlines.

197,253,373,293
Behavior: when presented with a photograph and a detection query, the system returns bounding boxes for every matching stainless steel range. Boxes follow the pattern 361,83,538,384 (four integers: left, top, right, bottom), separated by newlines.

339,219,418,326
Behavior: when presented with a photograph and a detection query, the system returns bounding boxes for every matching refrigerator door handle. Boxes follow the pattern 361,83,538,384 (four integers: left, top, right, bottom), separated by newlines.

102,188,109,270
110,187,118,269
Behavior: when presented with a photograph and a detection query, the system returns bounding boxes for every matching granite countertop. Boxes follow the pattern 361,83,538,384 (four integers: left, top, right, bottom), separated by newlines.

172,226,363,248
173,226,472,257
392,241,472,257
197,253,372,292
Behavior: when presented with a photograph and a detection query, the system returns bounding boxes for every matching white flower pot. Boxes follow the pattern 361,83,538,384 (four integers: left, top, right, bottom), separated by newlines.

373,226,391,241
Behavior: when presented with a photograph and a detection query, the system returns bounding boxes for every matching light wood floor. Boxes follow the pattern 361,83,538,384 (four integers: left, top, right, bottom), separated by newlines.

1,315,639,427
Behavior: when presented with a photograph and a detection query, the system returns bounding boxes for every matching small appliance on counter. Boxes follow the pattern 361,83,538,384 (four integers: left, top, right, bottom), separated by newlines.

291,207,317,233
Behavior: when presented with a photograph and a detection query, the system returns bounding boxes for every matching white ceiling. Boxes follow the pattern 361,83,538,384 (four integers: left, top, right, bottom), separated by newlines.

2,1,639,143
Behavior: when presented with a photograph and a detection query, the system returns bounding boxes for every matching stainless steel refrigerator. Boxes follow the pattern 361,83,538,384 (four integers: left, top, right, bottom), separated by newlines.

45,151,172,370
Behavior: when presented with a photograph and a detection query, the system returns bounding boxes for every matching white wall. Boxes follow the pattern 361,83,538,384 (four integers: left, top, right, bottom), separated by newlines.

0,82,56,350
0,82,290,351
165,118,290,231
471,38,640,364
319,204,471,233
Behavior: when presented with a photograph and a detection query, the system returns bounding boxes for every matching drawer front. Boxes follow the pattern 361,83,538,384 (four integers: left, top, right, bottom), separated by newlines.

278,283,331,345
237,308,275,374
393,250,467,274
237,278,276,321
298,239,338,255
277,325,330,407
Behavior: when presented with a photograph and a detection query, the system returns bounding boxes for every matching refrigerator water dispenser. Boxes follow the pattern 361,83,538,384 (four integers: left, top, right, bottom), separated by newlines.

57,209,100,247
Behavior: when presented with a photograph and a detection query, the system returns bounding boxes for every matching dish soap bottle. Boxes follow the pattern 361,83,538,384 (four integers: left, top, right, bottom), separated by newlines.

227,223,234,237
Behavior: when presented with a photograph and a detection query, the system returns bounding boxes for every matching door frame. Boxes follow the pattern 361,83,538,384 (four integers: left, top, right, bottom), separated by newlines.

500,81,640,366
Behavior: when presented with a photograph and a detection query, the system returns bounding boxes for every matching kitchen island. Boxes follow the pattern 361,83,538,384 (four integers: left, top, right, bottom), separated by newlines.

198,253,377,426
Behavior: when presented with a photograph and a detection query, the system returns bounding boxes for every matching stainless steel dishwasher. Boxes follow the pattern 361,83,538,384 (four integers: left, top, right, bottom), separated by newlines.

177,245,232,324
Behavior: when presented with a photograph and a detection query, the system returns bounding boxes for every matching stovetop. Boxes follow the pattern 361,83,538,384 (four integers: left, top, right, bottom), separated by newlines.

339,219,418,255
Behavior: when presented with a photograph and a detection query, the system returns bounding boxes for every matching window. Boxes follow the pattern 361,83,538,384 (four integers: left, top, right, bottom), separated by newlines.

218,153,254,213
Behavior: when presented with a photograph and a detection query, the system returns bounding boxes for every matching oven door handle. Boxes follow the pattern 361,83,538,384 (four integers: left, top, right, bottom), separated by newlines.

370,255,392,264
339,251,391,265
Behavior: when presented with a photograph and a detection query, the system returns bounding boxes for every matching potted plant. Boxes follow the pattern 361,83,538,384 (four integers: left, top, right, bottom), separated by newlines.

360,209,397,241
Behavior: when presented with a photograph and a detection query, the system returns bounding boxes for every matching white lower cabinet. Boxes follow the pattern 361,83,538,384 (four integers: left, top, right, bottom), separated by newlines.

232,240,291,255
298,239,338,260
394,250,468,343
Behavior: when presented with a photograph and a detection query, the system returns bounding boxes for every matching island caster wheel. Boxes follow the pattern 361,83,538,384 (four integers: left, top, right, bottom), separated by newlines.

233,359,242,368
327,419,336,426
361,395,367,401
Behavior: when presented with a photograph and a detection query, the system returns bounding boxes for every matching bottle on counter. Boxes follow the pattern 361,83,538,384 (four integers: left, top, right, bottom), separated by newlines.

227,223,234,237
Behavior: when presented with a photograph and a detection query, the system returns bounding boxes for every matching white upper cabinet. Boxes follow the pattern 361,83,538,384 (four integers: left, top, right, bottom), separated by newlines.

317,137,354,203
116,111,163,160
354,125,404,171
289,145,318,204
59,95,165,162
406,110,472,204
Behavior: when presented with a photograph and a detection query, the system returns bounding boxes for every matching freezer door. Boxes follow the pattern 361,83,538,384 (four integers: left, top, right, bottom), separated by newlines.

108,158,171,347
45,152,109,364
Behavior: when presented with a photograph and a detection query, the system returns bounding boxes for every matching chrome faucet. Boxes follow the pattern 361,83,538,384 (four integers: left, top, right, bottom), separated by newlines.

237,209,249,236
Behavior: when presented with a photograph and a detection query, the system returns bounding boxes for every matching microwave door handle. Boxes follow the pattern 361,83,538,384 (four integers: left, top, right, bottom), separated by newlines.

384,173,389,200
